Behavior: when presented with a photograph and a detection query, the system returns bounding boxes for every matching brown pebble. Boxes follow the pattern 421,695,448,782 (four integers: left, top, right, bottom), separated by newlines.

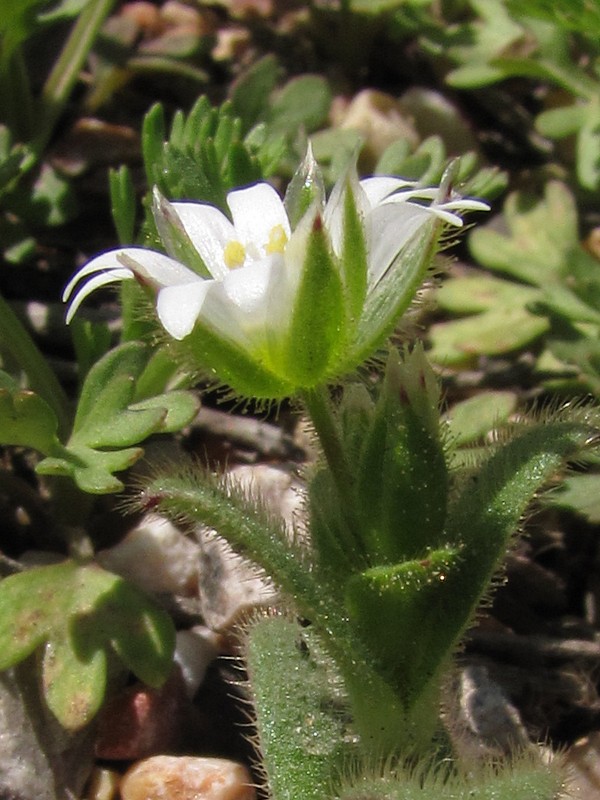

95,670,187,760
120,756,256,800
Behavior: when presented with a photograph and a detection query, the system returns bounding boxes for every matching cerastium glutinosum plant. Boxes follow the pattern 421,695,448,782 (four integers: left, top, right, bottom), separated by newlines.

4,145,596,798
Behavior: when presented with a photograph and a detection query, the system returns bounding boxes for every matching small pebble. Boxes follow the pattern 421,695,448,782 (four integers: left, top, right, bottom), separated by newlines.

120,755,256,800
174,626,220,698
95,670,187,760
97,514,200,596
83,767,121,800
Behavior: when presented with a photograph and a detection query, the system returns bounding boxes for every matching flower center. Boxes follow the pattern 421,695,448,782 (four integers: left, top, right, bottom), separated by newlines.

223,240,246,269
265,224,288,255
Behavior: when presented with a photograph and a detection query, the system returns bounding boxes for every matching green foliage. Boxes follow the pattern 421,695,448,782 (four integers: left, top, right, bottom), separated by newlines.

141,96,266,214
143,348,595,758
0,341,198,493
443,390,518,447
229,55,332,176
429,181,600,375
422,0,600,191
506,0,600,38
0,559,175,729
339,749,565,800
245,616,346,800
311,124,506,197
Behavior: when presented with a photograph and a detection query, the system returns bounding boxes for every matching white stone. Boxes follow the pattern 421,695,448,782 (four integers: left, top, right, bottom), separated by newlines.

197,464,306,630
97,513,200,596
174,627,220,698
120,756,256,800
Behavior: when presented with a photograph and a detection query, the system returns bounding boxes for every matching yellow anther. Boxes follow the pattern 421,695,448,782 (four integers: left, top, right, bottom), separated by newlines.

223,240,246,269
265,224,288,255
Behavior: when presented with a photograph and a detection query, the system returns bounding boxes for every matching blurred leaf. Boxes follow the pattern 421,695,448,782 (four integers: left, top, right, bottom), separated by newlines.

429,306,548,366
0,388,60,453
229,55,281,131
0,560,175,729
547,473,600,522
267,75,331,136
443,391,518,446
469,182,580,285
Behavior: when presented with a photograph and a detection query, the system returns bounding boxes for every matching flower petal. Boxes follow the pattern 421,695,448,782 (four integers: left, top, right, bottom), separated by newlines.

359,176,417,207
62,249,145,301
169,202,236,280
156,281,211,340
117,249,200,287
221,258,279,313
227,184,291,255
367,202,435,285
64,269,133,323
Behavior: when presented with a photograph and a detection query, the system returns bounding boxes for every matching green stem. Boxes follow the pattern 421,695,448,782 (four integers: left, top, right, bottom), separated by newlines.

301,387,365,559
0,292,71,437
31,0,117,157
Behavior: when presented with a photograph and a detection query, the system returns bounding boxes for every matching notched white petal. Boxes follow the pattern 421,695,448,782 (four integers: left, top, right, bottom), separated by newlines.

65,269,133,323
62,248,145,301
359,176,417,207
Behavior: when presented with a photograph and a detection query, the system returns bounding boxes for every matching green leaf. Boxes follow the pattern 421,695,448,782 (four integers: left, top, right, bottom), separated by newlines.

443,391,518,446
245,617,345,800
0,560,175,729
129,391,198,434
109,165,137,245
267,75,332,136
0,560,75,669
73,342,166,447
547,473,600,523
42,630,108,729
577,98,600,191
229,55,281,131
536,104,587,138
428,306,549,366
34,342,198,493
37,444,144,494
469,182,580,286
0,388,60,453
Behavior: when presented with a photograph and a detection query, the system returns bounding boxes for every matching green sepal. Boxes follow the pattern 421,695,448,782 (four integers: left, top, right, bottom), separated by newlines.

284,144,325,228
345,547,462,705
0,560,175,730
182,320,294,399
279,211,345,386
340,177,368,326
151,189,212,279
346,216,440,371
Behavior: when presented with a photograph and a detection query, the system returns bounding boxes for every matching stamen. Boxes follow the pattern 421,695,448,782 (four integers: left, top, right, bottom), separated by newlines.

265,224,288,255
224,240,246,269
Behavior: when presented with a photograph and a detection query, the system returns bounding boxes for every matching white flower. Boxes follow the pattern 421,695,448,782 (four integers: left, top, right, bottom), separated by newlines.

64,183,291,344
64,159,488,397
